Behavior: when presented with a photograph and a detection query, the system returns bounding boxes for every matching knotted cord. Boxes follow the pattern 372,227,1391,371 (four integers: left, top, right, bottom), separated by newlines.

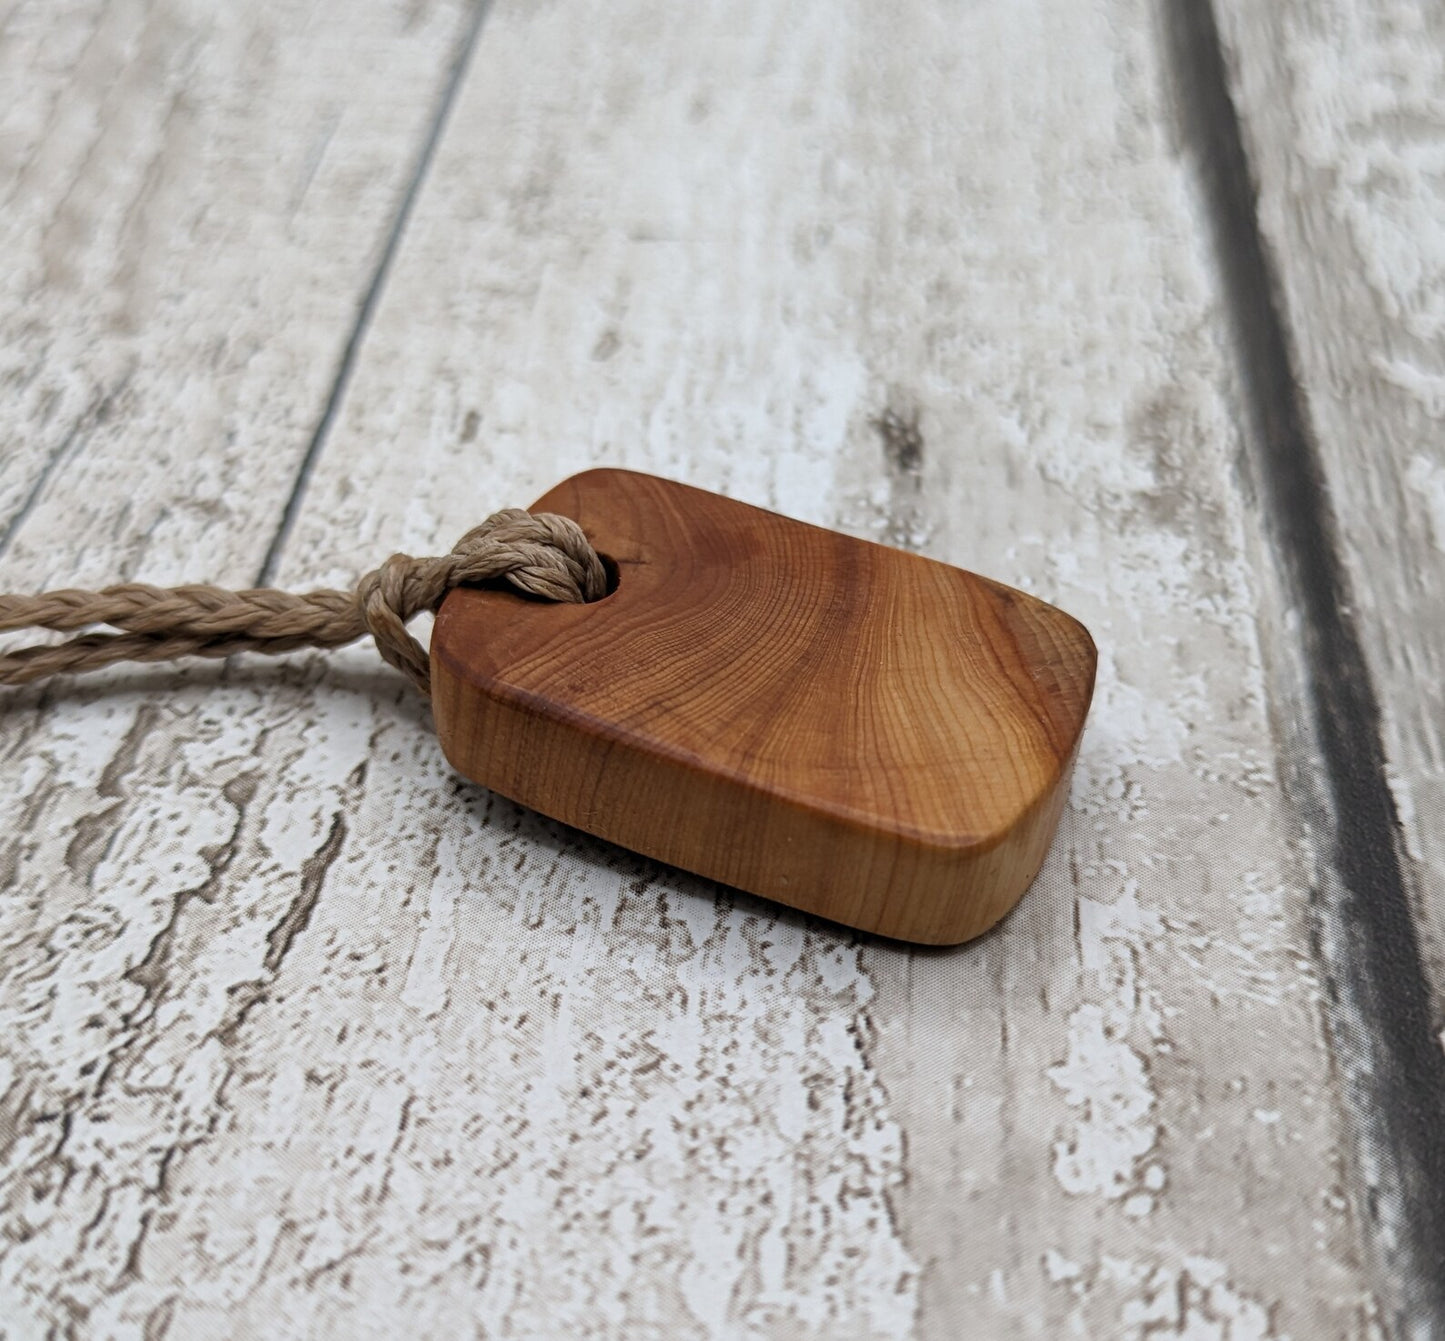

0,508,606,694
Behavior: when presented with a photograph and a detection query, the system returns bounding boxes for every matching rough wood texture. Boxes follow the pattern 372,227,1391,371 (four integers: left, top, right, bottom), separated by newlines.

0,0,1422,1335
0,0,471,588
1212,0,1445,1029
433,469,1096,945
250,0,1365,1334
1204,4,1445,1320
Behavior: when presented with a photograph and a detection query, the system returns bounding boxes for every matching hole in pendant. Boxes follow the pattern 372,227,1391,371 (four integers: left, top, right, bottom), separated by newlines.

479,554,620,604
595,553,621,600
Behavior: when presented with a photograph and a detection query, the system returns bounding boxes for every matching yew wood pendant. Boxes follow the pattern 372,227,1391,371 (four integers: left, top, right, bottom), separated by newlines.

431,469,1096,945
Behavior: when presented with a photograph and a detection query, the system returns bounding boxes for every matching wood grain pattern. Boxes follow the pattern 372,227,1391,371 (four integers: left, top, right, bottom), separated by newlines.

0,0,471,589
0,0,1403,1335
258,1,1366,1334
432,469,1096,944
1197,8,1445,1323
1212,0,1445,1026
0,2,479,1335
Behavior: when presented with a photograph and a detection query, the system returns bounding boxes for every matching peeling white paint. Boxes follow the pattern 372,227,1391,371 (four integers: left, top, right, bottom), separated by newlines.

1050,1003,1157,1200
1047,1252,1284,1340
0,0,1378,1334
1049,884,1164,1201
1217,0,1445,1056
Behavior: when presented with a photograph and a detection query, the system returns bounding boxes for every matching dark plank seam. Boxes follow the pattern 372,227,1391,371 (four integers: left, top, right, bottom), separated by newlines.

1162,0,1445,1327
0,371,133,564
255,0,494,585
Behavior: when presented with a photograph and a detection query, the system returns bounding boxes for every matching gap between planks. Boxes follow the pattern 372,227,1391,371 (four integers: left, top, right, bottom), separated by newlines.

255,0,494,586
1163,0,1445,1328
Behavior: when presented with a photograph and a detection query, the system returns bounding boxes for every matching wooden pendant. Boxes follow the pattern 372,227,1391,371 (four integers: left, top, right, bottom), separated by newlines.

431,470,1096,945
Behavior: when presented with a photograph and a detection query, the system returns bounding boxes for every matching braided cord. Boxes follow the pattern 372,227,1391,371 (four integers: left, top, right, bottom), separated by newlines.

0,509,606,694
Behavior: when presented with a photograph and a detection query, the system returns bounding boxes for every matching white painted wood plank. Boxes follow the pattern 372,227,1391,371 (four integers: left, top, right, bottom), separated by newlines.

1211,0,1445,1025
0,0,470,587
0,1,1377,1338
211,0,1360,1335
0,1,474,1335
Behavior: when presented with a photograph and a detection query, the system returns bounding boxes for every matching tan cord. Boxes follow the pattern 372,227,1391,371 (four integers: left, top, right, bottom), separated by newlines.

0,509,607,694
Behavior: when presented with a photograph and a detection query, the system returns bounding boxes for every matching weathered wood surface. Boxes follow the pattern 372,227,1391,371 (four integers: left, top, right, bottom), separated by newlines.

1212,0,1445,1032
3,0,1434,1335
0,0,474,584
0,0,475,1332
1202,2,1445,1320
